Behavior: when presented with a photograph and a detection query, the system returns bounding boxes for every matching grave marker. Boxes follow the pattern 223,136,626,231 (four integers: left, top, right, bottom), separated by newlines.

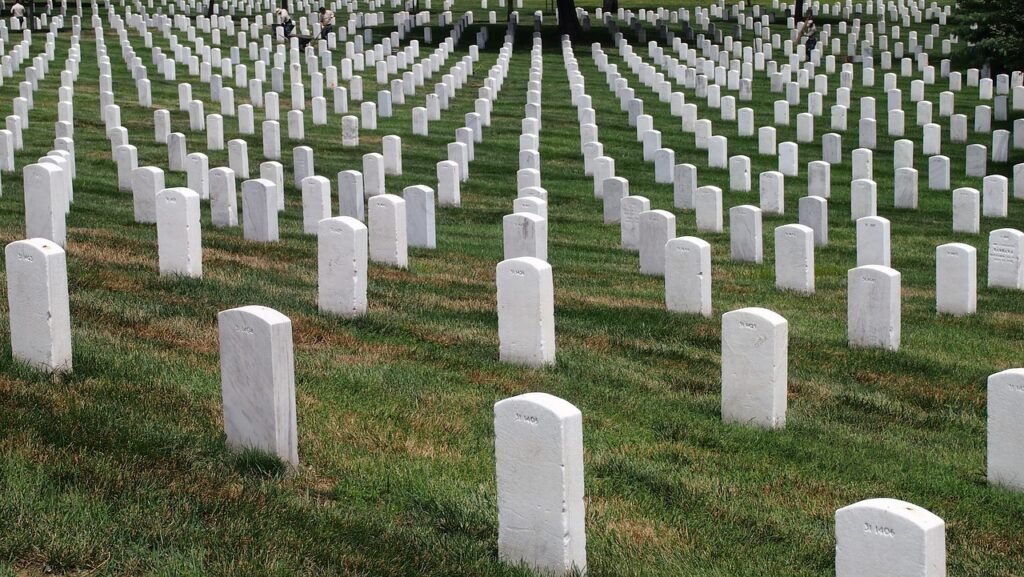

156,187,203,277
721,307,788,429
665,236,712,317
242,178,279,242
936,243,976,316
775,224,815,293
218,305,298,468
318,216,368,318
496,258,556,367
988,369,1024,491
835,499,944,577
368,194,409,268
5,238,72,373
494,392,585,573
988,228,1024,289
848,265,901,351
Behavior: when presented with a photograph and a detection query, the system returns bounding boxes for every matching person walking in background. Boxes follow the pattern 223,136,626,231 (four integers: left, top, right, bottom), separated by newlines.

11,0,25,28
276,6,293,39
798,9,818,53
319,6,334,40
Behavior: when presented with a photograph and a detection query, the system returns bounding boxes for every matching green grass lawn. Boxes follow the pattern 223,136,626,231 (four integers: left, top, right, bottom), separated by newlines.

1,0,1022,575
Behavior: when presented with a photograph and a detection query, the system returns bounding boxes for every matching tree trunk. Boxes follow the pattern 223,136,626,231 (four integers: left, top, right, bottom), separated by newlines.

795,0,804,18
556,0,580,38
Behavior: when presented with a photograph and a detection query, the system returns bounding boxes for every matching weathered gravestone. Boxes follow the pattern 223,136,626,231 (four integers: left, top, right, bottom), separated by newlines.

988,368,1024,491
602,177,628,224
404,185,436,249
988,228,1024,289
368,194,409,268
983,175,1009,218
952,188,981,234
894,167,919,209
620,195,650,251
242,179,280,242
437,160,460,207
730,205,763,263
835,498,945,577
185,153,210,200
856,216,891,267
24,162,66,248
775,224,815,294
514,197,547,220
131,166,164,224
848,265,901,351
504,203,548,260
936,243,976,316
259,161,285,211
363,152,386,196
337,170,365,221
799,196,828,246
293,146,315,188
494,392,585,574
665,236,712,317
760,171,785,214
218,305,298,468
496,257,556,367
318,216,368,318
695,186,723,232
5,238,72,373
156,187,203,278
210,167,239,227
721,307,788,429
301,176,332,235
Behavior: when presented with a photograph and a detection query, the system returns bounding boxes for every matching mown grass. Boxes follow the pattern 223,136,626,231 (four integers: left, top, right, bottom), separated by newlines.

1,0,1023,575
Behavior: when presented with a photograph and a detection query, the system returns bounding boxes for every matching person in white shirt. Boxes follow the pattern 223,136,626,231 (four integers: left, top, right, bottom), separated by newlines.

799,9,818,53
11,1,25,27
276,7,293,38
318,7,334,39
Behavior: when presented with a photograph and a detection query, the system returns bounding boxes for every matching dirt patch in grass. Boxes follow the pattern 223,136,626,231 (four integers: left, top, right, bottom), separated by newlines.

561,293,654,310
291,316,417,362
204,246,299,274
592,496,694,556
94,269,146,293
69,230,152,270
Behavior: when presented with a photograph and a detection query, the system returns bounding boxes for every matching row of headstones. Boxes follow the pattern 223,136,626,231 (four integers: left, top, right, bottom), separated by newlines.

585,39,1022,242
611,29,1020,179
4,254,999,576
557,39,1024,335
8,230,1020,480
658,8,957,86
136,1,458,90
122,26,496,184
88,29,518,281
118,6,473,122
0,24,68,149
118,1,460,115
8,23,80,241
662,14,1016,104
644,31,1020,146
500,37,549,261
117,12,501,153
97,34,518,287
695,0,953,53
155,42,489,144
129,0,408,47
626,1,1019,151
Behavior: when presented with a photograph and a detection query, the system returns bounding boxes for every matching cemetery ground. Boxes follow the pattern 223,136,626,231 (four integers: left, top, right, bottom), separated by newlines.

2,0,1024,575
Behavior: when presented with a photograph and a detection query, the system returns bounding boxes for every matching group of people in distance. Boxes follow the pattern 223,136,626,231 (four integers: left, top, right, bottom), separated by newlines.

275,5,334,40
